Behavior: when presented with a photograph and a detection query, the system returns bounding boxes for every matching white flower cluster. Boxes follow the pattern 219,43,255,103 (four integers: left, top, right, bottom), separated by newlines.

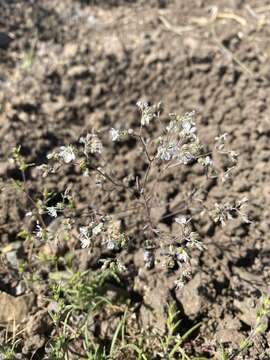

34,222,50,241
110,128,120,142
100,258,127,273
47,145,76,164
160,216,205,289
79,226,91,248
161,244,190,267
175,268,192,290
186,231,204,251
102,220,126,251
198,155,213,168
35,222,45,240
136,100,162,126
166,111,196,135
215,132,238,164
34,102,246,293
156,140,178,161
47,206,58,218
59,146,76,163
44,188,73,218
156,111,202,165
79,222,104,249
109,128,135,142
79,133,103,156
176,216,204,251
175,216,191,225
210,197,250,227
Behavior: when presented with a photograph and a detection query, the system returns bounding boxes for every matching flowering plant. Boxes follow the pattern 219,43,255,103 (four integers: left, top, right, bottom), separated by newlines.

11,102,249,289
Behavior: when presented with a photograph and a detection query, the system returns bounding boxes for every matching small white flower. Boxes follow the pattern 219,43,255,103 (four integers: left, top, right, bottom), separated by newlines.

79,226,91,248
136,100,148,111
80,239,90,249
80,133,103,155
199,155,213,167
141,112,153,126
178,250,189,263
157,145,171,161
144,249,154,269
136,100,155,126
90,134,103,154
47,207,57,218
215,132,228,142
79,226,88,237
80,238,90,249
136,100,142,109
157,141,178,161
182,268,192,279
47,152,57,160
181,120,196,136
177,151,194,165
92,223,103,236
59,146,76,163
187,239,204,251
175,278,185,290
107,240,117,250
79,134,90,144
116,259,127,272
110,128,120,142
229,150,238,162
175,216,190,225
34,222,48,240
35,224,43,239
204,156,212,166
166,120,179,133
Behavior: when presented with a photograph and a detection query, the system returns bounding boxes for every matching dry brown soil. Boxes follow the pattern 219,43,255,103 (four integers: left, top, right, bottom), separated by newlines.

1,0,270,359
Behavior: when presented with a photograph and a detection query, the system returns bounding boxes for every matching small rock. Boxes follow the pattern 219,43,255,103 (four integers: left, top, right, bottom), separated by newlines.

215,315,244,344
22,334,45,355
5,251,18,268
38,218,69,257
0,32,12,48
16,281,27,296
234,298,257,327
74,247,101,270
183,36,199,50
134,263,177,333
67,65,89,78
25,309,51,336
92,84,105,100
0,161,10,176
216,328,245,345
0,292,35,328
105,284,129,303
150,202,166,223
100,315,119,339
176,273,202,319
63,43,78,58
2,241,22,253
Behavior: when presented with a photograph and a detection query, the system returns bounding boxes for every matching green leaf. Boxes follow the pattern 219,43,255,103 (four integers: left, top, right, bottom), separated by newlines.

17,229,30,240
255,323,267,334
239,338,252,352
181,322,202,342
121,343,148,360
109,315,125,357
